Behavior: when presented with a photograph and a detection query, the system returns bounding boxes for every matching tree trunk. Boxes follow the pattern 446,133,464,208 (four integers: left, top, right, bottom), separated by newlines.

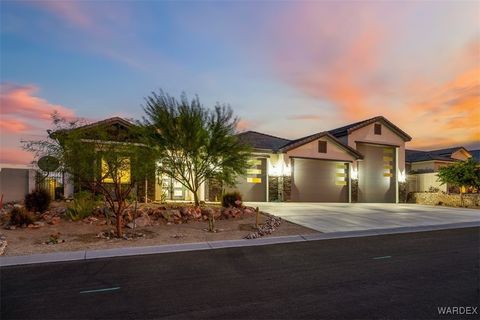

116,201,124,237
460,189,464,207
193,190,200,207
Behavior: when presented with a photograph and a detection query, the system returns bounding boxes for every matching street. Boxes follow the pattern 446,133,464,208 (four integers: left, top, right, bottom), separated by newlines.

2,227,479,319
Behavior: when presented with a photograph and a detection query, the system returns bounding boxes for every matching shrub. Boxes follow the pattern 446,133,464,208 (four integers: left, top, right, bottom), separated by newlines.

25,189,51,213
66,191,99,221
222,191,243,208
10,207,36,226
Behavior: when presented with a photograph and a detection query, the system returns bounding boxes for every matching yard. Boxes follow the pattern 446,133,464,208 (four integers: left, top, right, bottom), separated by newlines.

0,201,317,256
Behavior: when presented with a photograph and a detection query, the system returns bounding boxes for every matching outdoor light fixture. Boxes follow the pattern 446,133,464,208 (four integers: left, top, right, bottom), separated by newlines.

398,170,406,183
351,167,358,180
268,159,291,177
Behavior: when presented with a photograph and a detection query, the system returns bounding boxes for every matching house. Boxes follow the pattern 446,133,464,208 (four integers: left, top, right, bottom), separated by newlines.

405,147,472,193
468,149,480,162
224,116,412,203
406,147,472,173
61,115,411,204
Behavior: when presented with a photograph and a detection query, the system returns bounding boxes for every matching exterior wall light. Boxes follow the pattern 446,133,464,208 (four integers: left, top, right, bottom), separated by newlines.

398,170,406,183
351,167,358,180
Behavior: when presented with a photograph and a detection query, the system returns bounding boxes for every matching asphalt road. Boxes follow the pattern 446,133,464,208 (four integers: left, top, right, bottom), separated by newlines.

1,228,479,320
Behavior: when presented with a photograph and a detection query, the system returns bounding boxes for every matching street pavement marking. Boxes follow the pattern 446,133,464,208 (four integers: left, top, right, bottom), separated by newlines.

372,255,392,260
80,287,120,294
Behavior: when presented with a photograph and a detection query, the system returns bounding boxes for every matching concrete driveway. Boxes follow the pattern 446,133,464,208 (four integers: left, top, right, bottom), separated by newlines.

246,202,480,233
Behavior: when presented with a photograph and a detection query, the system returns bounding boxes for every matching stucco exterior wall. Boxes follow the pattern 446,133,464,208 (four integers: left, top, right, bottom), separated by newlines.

346,122,406,172
285,137,356,162
411,161,436,172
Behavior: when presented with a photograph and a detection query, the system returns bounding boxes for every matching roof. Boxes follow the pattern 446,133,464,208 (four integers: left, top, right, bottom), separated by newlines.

278,132,363,159
236,131,291,151
329,116,412,142
405,150,455,163
427,146,469,157
468,149,480,161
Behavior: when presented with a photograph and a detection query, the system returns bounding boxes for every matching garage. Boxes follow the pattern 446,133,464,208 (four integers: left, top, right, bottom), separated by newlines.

228,157,267,202
291,158,349,202
357,143,396,203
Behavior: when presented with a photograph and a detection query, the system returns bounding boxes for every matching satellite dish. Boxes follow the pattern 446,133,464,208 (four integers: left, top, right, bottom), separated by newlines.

38,156,60,172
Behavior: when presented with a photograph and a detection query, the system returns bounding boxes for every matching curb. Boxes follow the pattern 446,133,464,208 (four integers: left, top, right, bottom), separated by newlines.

1,221,479,267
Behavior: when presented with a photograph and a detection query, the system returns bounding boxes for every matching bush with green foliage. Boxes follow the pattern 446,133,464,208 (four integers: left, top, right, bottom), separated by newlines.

10,207,36,226
66,191,100,221
222,191,243,208
25,189,51,213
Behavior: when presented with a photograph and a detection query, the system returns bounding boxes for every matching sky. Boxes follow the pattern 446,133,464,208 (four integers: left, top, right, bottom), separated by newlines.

1,0,479,164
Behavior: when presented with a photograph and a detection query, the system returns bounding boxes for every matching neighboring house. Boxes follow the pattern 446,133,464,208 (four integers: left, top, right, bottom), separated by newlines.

62,115,411,204
228,116,411,203
405,147,472,193
406,147,472,173
469,149,480,162
0,163,37,202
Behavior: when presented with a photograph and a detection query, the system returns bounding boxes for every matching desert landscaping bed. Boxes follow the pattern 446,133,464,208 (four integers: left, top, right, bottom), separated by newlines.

0,201,318,257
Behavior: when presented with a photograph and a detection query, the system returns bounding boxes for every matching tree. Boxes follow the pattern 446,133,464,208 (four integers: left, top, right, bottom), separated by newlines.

23,113,155,237
141,90,251,208
437,158,480,206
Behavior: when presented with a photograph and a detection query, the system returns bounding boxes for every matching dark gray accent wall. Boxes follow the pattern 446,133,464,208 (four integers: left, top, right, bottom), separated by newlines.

291,158,349,202
357,143,396,203
227,158,267,202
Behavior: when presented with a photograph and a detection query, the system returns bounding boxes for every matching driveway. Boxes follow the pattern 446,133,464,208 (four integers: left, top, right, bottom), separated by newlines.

246,202,480,233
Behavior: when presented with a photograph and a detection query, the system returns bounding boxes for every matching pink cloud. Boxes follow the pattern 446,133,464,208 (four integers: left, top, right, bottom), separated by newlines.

0,83,75,121
0,83,77,164
0,147,34,165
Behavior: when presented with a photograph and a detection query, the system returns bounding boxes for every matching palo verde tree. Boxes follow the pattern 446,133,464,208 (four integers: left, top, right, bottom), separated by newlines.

437,157,480,206
141,90,252,207
23,113,155,237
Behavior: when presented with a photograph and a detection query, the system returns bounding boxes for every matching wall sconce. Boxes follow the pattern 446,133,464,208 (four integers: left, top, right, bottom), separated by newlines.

398,170,406,183
351,168,358,180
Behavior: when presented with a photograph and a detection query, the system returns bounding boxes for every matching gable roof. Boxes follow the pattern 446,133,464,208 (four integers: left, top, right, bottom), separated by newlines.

236,131,291,151
279,132,363,159
428,146,470,157
329,116,412,142
405,150,455,163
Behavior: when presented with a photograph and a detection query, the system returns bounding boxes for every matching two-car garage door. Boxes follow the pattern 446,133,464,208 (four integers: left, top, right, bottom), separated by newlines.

291,158,349,202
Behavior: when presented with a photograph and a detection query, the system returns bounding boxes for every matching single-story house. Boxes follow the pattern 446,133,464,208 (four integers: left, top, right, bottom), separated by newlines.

405,147,473,193
0,163,37,202
406,147,472,173
60,115,411,204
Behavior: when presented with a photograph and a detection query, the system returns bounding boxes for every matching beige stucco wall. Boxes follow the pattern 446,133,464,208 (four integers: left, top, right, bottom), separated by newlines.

411,161,436,172
407,172,447,193
451,149,471,161
346,122,406,172
285,136,357,162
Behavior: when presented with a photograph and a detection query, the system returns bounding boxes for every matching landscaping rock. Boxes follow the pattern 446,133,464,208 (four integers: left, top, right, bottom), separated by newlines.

49,217,61,225
0,239,7,255
162,210,181,222
244,215,282,239
126,213,151,228
34,221,46,227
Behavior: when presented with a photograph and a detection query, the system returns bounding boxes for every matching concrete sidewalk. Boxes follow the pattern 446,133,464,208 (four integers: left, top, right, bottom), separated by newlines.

1,220,479,267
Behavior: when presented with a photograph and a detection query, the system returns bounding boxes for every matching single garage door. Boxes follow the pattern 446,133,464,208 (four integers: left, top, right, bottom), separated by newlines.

228,157,267,202
291,158,349,202
357,143,396,203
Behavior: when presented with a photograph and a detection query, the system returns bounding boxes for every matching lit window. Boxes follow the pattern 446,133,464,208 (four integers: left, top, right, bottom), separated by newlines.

102,157,131,184
374,123,382,135
318,141,327,153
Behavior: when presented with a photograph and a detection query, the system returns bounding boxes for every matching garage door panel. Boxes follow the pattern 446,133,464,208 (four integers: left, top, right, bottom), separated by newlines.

357,144,396,203
291,158,349,202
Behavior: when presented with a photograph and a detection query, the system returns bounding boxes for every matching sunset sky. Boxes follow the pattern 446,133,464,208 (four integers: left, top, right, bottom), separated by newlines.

1,0,479,164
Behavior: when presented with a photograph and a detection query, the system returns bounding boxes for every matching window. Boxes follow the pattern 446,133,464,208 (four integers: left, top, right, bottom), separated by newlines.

101,157,131,184
318,141,327,153
374,123,382,135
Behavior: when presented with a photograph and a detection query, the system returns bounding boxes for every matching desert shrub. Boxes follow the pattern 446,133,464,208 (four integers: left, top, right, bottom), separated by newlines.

25,189,51,213
222,191,243,208
66,191,100,221
10,207,36,226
